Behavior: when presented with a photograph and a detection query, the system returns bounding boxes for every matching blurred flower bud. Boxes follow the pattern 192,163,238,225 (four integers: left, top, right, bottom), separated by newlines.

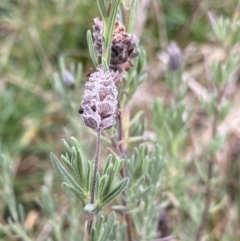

92,18,139,73
167,42,182,71
207,11,217,28
63,70,75,88
93,18,103,57
79,66,119,130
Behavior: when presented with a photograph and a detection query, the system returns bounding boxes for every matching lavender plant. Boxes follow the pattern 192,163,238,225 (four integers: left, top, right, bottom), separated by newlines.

50,1,163,241
0,153,31,241
152,6,240,241
195,11,240,241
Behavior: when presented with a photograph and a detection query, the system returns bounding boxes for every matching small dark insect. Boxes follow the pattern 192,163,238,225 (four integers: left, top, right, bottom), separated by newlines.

116,109,121,120
78,106,84,114
86,68,93,77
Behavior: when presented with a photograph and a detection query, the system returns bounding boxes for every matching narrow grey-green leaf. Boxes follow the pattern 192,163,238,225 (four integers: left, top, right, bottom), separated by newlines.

111,205,128,211
96,215,104,234
137,46,147,73
87,30,98,68
104,0,121,65
98,178,129,210
71,137,88,191
97,0,107,18
50,153,85,194
127,0,139,33
128,111,143,128
41,186,55,217
61,139,72,158
62,182,85,205
90,227,97,241
61,155,75,177
108,0,122,43
18,204,25,226
134,185,152,200
98,174,109,199
103,159,124,197
51,152,73,183
98,212,116,241
103,155,112,174
109,159,124,185
75,62,82,86
59,55,65,78
70,147,82,185
102,58,109,72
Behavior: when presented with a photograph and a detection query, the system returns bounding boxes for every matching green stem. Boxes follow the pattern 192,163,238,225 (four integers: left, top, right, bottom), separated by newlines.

195,87,225,241
102,18,111,67
84,129,101,241
91,129,101,204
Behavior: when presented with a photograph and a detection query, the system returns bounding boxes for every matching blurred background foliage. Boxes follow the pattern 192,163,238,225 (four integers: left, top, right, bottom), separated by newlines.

1,0,240,240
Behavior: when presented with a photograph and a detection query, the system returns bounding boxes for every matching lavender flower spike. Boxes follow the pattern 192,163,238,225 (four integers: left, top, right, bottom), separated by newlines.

93,17,139,73
79,66,119,130
167,42,182,71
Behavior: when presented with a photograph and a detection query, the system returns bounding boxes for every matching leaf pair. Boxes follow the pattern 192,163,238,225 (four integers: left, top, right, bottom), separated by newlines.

51,138,129,211
90,212,115,241
96,156,129,211
50,137,88,206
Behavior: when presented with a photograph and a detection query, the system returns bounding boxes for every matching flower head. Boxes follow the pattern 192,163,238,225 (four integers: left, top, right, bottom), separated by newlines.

79,66,118,130
167,42,182,71
63,70,75,88
93,18,139,73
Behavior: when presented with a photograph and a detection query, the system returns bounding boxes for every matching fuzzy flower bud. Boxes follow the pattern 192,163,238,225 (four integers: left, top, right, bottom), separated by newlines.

92,18,139,73
63,70,75,88
167,42,182,71
79,66,119,130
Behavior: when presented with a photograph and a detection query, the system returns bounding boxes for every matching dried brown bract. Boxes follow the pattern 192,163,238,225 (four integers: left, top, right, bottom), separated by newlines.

93,18,139,73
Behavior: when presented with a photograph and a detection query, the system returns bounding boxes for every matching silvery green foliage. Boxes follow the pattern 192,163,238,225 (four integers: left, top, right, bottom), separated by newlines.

200,12,240,129
126,46,147,100
40,186,64,241
0,153,31,241
210,54,239,89
95,155,129,211
209,12,240,47
124,144,165,240
89,212,116,241
52,55,84,136
152,99,191,157
108,220,127,241
54,56,83,100
40,185,83,241
90,215,127,241
51,0,150,240
50,137,128,211
193,12,240,240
